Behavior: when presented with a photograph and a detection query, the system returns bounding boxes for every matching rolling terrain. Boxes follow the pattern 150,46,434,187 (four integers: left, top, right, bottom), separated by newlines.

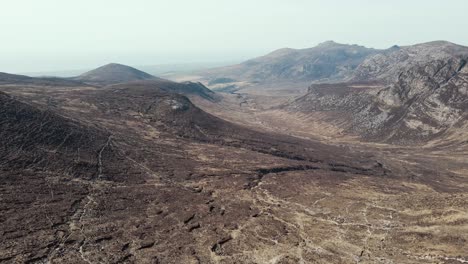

1,49,468,264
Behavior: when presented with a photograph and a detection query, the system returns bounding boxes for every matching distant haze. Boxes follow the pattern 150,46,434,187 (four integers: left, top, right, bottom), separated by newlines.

1,0,468,73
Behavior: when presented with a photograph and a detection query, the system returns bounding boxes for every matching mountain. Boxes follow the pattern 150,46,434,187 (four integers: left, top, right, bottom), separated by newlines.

352,41,468,82
74,63,159,85
73,63,217,100
286,41,468,144
1,65,217,101
201,41,380,86
1,42,468,263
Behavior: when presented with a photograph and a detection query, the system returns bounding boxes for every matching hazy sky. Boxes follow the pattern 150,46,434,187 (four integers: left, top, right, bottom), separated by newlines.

1,0,468,73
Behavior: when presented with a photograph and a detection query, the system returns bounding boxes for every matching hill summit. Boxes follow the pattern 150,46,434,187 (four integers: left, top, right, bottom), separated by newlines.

75,63,158,85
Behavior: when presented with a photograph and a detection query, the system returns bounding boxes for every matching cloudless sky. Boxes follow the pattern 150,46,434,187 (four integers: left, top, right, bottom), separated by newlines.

1,0,468,73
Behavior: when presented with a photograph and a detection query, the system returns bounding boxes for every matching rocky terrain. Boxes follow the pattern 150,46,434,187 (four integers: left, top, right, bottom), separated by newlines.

1,54,468,264
286,41,468,144
352,41,468,82
200,41,381,92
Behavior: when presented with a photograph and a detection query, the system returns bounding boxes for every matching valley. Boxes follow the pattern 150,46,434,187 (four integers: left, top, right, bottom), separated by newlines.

1,41,468,264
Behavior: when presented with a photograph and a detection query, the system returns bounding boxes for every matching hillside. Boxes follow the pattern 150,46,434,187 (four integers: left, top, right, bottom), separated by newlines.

1,81,397,263
1,41,468,263
0,72,85,87
201,41,381,87
286,41,468,144
106,79,218,101
74,63,158,85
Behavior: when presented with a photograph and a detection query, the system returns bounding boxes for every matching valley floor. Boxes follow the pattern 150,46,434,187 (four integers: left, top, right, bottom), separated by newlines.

1,84,467,264
190,89,468,263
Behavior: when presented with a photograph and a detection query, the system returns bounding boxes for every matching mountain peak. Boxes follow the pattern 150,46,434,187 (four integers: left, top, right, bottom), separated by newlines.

317,40,341,47
96,63,137,69
75,63,157,85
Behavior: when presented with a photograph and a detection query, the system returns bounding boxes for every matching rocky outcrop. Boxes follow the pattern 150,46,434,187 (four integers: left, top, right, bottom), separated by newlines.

352,41,468,82
375,55,468,143
287,41,468,144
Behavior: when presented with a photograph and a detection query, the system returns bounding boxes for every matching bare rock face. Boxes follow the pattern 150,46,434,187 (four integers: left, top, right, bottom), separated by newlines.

288,41,468,144
353,41,468,82
362,43,468,143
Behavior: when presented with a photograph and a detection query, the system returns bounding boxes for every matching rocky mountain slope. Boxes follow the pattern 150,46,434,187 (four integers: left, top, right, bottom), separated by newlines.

352,41,468,82
287,41,468,144
202,41,380,85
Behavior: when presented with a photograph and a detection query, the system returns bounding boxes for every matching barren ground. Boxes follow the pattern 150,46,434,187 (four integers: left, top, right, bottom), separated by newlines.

1,83,467,264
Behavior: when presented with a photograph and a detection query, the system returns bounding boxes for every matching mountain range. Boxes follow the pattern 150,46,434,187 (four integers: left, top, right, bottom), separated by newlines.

203,41,379,84
1,41,467,263
201,40,468,145
290,41,468,144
